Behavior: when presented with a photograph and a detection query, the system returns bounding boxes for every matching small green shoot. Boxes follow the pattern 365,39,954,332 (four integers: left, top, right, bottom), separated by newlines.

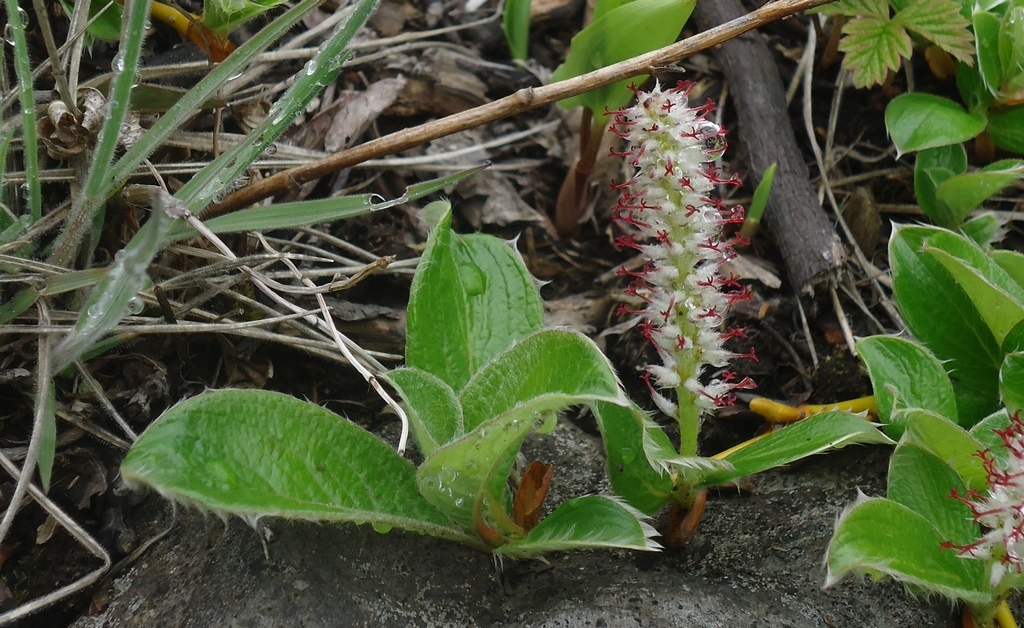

740,162,776,241
503,0,532,60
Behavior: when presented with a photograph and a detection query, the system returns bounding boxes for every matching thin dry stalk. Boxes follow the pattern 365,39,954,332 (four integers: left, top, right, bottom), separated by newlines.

209,0,839,216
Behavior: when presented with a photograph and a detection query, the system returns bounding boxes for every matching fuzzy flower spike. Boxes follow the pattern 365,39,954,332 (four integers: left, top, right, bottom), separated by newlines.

943,411,1024,590
611,81,756,457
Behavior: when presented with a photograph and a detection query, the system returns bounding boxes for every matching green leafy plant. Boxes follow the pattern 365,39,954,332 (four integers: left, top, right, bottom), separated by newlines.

0,1,490,617
881,2,1024,239
121,206,662,557
887,224,1024,425
909,143,1023,235
824,222,1024,626
546,0,695,237
812,0,975,89
826,345,1023,626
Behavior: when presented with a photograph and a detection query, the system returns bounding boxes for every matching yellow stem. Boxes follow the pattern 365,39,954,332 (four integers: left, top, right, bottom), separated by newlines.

995,600,1017,628
749,395,877,424
144,1,236,62
149,1,201,39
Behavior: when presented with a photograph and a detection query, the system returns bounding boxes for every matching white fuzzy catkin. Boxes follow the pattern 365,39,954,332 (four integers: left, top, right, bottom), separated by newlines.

610,81,756,421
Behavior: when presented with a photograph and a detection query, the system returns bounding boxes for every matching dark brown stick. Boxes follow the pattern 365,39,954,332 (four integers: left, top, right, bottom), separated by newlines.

206,0,838,219
694,0,844,292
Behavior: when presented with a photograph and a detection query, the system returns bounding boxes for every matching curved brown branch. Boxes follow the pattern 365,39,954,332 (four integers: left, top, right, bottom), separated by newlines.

206,0,838,218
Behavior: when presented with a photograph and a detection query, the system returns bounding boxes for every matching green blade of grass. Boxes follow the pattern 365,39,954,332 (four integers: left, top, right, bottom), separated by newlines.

3,0,41,222
47,0,153,267
166,165,483,240
175,0,382,214
50,190,181,372
107,0,323,199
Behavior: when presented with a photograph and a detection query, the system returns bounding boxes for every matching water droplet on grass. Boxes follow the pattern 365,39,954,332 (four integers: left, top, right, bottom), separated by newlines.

127,296,144,315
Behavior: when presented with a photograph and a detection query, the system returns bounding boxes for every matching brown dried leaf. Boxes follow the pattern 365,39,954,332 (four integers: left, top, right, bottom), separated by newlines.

841,187,882,255
38,88,107,158
512,460,553,532
324,78,407,152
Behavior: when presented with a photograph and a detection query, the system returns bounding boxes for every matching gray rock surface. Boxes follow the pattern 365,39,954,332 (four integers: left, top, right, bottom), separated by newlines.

75,418,977,627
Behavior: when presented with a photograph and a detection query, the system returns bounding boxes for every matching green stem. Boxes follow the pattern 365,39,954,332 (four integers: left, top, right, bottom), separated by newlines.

676,389,700,458
4,0,41,222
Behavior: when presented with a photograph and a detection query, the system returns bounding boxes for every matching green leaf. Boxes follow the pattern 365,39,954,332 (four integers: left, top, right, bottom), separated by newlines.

1005,320,1024,354
896,0,975,65
960,213,1005,246
914,144,966,220
405,208,544,391
991,250,1024,291
496,496,659,557
748,162,777,221
811,0,889,18
203,0,291,33
0,287,39,326
970,408,1014,463
858,336,958,433
916,166,956,223
458,329,627,432
385,367,463,456
974,10,1005,97
886,444,977,545
924,246,1024,346
503,0,531,60
1002,6,1024,71
825,497,991,604
957,56,994,111
890,224,1002,424
591,0,633,22
839,14,911,88
934,160,1024,227
885,94,987,155
898,408,988,489
417,329,627,530
987,104,1024,153
592,401,674,515
121,389,474,543
703,411,893,486
1002,352,1024,414
550,0,695,112
416,409,530,532
60,0,122,41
